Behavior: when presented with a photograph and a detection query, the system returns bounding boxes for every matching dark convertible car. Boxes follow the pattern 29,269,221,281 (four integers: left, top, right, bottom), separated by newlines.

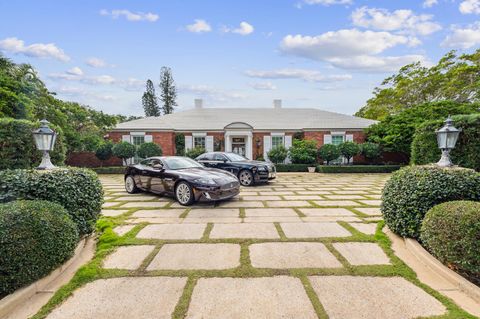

124,156,240,206
196,152,276,186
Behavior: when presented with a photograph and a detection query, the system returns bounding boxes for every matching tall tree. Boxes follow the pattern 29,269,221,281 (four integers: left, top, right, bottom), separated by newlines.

142,79,160,117
356,49,480,120
159,66,177,114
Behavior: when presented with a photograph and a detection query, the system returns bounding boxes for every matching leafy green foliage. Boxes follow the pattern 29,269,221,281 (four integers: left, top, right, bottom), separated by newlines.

411,114,480,171
365,101,479,156
356,50,480,120
275,164,310,172
420,201,480,284
92,166,125,174
317,165,401,173
382,165,480,238
318,144,340,165
267,145,288,164
255,155,265,161
0,118,66,169
95,141,113,162
0,168,103,235
361,142,381,161
142,79,160,117
137,142,162,158
338,142,360,163
288,139,317,164
159,66,177,115
185,147,206,159
0,200,78,295
175,133,185,155
112,141,136,164
0,54,124,154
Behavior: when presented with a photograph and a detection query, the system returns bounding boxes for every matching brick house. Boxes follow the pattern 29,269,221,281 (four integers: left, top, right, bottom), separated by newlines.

108,99,376,163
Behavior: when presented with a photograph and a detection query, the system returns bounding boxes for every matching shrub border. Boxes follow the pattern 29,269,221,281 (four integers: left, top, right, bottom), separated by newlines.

317,165,401,173
92,166,126,174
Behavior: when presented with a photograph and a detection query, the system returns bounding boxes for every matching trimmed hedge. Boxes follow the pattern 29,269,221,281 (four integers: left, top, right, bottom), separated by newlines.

411,114,480,171
0,168,103,235
420,201,480,285
137,142,162,158
382,165,480,239
317,165,401,173
92,166,126,174
275,164,311,172
0,118,66,170
185,147,206,159
0,200,78,295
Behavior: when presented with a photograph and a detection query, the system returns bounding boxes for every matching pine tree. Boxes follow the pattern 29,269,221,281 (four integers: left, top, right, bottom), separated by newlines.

159,66,177,115
142,79,160,117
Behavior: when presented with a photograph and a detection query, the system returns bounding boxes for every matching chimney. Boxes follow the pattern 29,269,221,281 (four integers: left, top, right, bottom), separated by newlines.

273,99,282,109
194,99,203,109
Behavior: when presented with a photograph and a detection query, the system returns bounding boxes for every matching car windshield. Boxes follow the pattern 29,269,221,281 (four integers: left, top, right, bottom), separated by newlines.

163,157,203,170
225,153,247,162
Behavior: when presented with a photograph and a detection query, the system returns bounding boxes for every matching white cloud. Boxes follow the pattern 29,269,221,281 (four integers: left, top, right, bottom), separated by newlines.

281,29,408,60
224,22,254,35
351,7,441,35
302,0,352,6
100,9,159,22
186,19,212,33
423,0,438,8
179,84,247,102
441,23,480,48
245,69,352,82
327,55,428,72
86,57,109,68
0,37,69,62
55,86,118,101
459,0,480,14
66,67,83,76
248,82,277,90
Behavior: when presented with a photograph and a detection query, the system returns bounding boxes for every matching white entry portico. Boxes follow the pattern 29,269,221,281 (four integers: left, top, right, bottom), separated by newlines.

224,122,253,160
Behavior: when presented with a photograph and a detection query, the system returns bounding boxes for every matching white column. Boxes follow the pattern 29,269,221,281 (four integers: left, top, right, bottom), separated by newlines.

246,134,253,160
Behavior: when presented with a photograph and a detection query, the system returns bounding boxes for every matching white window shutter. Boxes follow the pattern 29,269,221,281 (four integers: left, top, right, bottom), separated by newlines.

206,136,214,152
324,134,332,144
284,135,292,163
346,134,354,142
263,136,271,160
144,135,153,143
185,136,193,151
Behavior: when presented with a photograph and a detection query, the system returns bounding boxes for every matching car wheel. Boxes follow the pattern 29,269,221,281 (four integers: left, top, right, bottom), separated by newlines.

175,181,195,206
238,169,254,186
125,175,139,194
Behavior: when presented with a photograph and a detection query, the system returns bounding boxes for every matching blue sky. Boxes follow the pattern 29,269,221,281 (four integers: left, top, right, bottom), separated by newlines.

1,0,479,116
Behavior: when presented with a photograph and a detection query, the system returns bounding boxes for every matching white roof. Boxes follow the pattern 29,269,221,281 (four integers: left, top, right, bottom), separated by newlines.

114,108,377,131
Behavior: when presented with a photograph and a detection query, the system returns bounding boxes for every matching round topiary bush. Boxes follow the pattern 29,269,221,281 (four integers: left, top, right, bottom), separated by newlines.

0,167,103,235
112,141,136,165
382,165,480,239
420,201,480,284
137,142,163,158
185,147,206,159
0,200,79,295
267,146,288,164
318,144,340,165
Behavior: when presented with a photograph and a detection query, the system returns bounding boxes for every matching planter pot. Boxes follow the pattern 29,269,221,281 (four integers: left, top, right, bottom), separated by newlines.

307,166,316,173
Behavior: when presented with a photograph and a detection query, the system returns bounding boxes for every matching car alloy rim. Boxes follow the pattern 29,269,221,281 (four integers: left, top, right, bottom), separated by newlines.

239,171,252,185
176,183,190,204
125,177,134,192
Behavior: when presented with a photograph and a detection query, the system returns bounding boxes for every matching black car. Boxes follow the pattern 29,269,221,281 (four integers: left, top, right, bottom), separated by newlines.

124,156,240,206
195,152,276,186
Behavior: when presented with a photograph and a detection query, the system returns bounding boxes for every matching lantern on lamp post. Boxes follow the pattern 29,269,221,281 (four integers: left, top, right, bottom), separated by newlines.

32,119,57,170
436,116,461,167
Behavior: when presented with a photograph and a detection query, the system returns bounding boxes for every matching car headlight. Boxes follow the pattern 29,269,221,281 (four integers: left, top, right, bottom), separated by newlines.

194,178,217,185
257,166,267,171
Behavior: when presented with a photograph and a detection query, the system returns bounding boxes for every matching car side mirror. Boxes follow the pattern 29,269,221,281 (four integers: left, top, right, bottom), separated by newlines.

152,163,164,171
223,158,228,163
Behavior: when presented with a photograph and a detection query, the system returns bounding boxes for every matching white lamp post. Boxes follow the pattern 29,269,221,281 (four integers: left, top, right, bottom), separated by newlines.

32,119,57,170
436,116,461,167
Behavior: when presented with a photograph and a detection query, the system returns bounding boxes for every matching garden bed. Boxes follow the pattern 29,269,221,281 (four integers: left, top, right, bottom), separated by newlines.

317,165,401,173
92,166,126,174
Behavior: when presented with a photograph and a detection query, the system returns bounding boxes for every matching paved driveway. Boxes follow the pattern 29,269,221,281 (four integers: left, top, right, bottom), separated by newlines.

44,173,448,319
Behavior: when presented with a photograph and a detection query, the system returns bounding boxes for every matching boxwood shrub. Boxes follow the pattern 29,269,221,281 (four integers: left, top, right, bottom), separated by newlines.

382,165,480,238
0,168,103,235
0,118,66,170
411,114,480,171
275,164,310,172
0,200,78,295
420,201,480,285
92,166,126,174
317,165,401,173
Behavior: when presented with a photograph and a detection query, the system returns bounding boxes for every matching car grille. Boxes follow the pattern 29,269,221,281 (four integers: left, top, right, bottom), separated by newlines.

221,181,240,190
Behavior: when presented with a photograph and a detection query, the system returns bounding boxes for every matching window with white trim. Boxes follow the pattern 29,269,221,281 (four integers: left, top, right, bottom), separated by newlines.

132,135,145,146
271,136,284,149
194,136,206,149
331,135,344,145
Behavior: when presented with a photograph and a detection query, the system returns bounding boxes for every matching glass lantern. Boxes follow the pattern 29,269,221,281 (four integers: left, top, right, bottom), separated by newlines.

435,117,461,167
32,119,57,169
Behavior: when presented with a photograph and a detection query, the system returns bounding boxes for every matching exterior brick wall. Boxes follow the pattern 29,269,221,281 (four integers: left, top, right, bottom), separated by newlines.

304,131,327,147
151,131,175,155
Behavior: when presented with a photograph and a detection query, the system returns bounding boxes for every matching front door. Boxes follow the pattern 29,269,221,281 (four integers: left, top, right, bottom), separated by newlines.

231,137,246,156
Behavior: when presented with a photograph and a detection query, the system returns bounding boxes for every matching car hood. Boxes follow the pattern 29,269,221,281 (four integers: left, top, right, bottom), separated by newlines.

236,160,272,166
175,167,237,181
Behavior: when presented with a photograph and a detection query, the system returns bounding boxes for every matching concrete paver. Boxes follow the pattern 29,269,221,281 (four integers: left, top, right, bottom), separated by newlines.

210,223,280,239
281,222,351,238
333,242,390,265
136,224,206,240
103,245,155,270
